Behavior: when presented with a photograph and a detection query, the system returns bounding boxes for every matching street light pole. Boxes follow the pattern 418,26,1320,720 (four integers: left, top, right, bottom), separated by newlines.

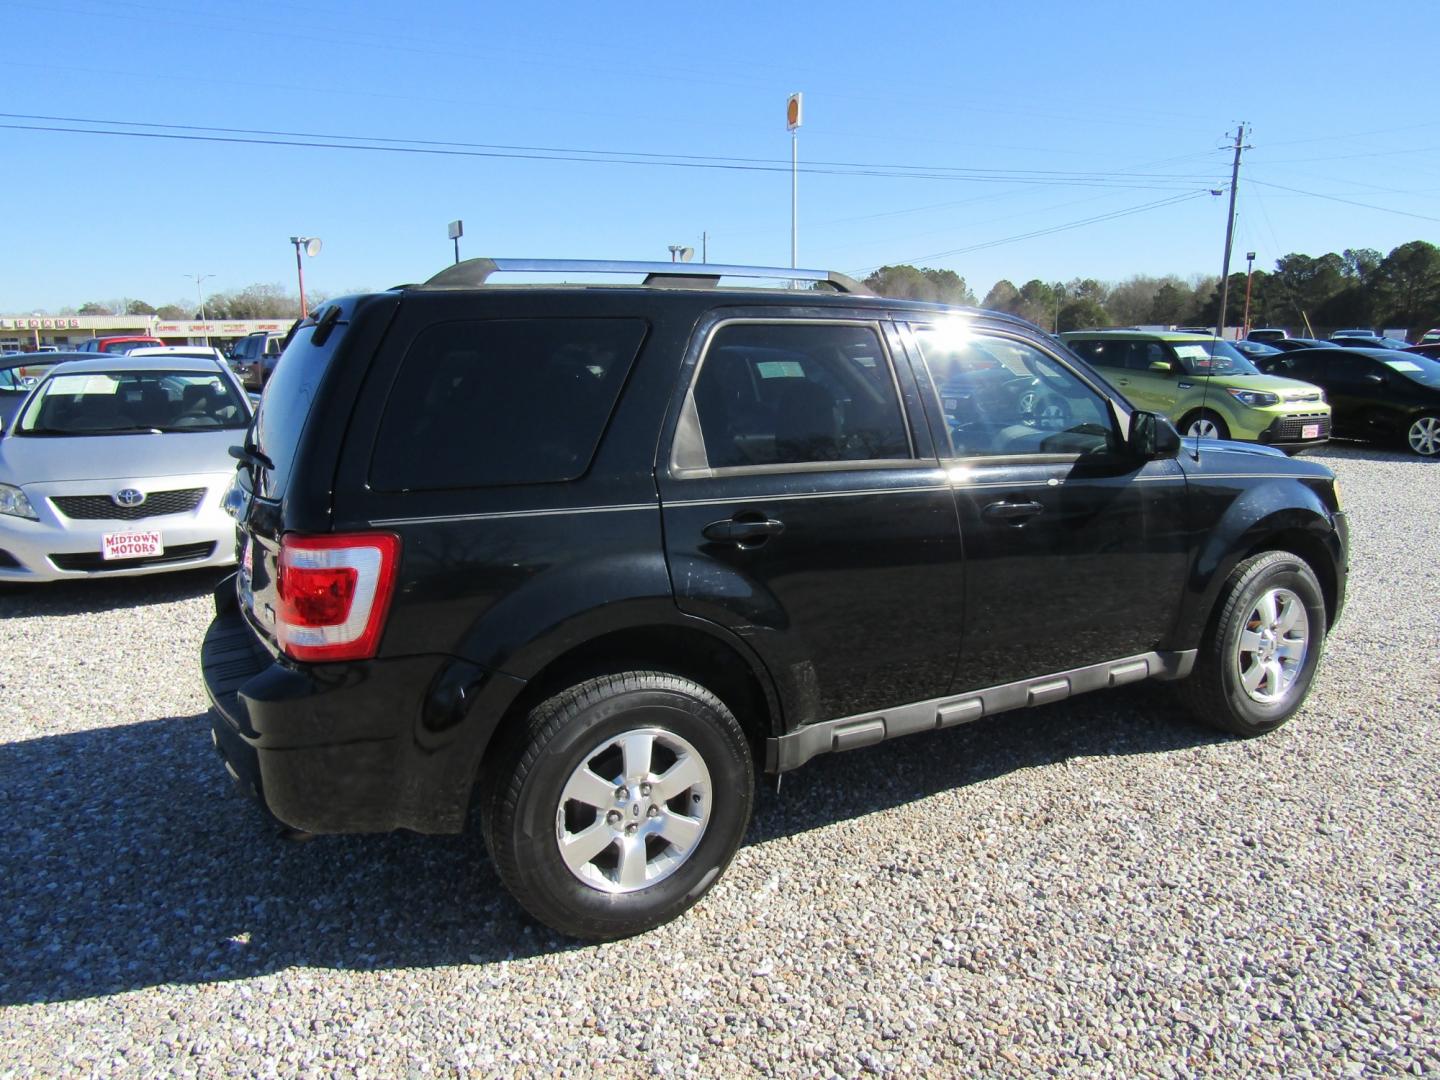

289,236,322,318
183,273,214,346
1241,251,1256,338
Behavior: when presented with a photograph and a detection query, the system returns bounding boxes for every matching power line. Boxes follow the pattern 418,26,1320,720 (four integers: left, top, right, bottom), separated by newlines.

860,190,1211,271
0,112,1219,188
1246,177,1440,224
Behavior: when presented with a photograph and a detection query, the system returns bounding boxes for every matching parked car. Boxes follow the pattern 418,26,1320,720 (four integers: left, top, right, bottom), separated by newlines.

201,258,1349,940
129,345,231,373
1264,337,1340,353
1232,339,1282,361
74,335,166,354
228,331,289,391
1328,330,1410,350
0,354,65,430
1059,329,1331,452
1418,329,1440,345
0,356,253,581
1403,343,1440,361
1255,347,1440,456
1246,328,1291,343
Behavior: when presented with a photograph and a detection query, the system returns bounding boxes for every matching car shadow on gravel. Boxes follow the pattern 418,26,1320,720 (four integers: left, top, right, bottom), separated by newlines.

0,685,1224,1005
0,567,229,619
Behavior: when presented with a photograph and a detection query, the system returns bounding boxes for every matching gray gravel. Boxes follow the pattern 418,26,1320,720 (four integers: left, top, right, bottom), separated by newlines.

2,443,1438,1078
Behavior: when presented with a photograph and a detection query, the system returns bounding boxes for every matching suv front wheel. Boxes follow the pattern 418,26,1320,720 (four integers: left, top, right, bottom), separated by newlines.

483,671,755,939
1178,551,1327,736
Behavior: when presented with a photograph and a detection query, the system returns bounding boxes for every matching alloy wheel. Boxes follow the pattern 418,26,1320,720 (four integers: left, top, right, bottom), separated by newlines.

1235,586,1310,705
555,727,712,894
1407,416,1440,456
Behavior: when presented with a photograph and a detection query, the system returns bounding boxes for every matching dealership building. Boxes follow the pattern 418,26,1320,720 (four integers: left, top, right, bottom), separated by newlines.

0,313,291,352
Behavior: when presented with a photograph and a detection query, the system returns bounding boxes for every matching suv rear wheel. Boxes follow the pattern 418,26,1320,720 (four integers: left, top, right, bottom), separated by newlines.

1177,551,1326,736
483,671,754,939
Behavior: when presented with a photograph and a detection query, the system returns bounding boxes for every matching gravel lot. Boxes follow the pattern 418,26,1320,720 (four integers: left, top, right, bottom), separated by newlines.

2,443,1437,1078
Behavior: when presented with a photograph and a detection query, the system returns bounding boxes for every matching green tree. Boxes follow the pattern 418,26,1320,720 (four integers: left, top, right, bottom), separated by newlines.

77,301,114,315
981,279,1021,313
862,265,976,305
125,299,157,316
1374,241,1440,334
1057,297,1108,333
155,303,188,320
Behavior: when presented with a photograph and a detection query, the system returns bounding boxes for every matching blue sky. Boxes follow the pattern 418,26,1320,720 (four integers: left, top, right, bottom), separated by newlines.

3,0,1438,311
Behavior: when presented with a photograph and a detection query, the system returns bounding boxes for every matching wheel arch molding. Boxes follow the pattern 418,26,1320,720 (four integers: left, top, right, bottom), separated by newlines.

1177,492,1345,648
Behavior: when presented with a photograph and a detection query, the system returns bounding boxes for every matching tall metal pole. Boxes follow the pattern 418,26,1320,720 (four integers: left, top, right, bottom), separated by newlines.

702,231,708,263
184,273,214,346
1241,251,1256,338
1214,124,1248,339
293,241,308,318
791,131,798,270
453,236,460,265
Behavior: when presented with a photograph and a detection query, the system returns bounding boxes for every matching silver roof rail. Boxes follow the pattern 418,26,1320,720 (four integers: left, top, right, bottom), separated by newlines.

418,257,873,296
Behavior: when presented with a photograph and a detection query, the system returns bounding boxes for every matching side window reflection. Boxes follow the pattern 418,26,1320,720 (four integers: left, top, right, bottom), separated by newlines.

912,326,1117,458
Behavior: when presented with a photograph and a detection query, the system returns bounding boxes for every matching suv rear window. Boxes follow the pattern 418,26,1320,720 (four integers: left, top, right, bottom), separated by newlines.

370,318,647,491
252,321,342,498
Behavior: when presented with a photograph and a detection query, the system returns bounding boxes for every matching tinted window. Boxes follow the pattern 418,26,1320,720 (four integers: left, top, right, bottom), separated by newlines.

914,326,1116,458
371,318,646,491
690,322,910,468
253,321,345,498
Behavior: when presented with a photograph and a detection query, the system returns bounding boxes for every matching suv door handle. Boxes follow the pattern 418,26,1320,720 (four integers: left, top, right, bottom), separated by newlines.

703,515,785,546
982,499,1044,524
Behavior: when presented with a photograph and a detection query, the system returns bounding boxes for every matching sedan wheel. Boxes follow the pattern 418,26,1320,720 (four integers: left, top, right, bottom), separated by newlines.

1407,415,1440,456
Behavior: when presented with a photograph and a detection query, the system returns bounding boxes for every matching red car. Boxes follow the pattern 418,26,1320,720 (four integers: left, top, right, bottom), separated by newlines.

74,335,165,354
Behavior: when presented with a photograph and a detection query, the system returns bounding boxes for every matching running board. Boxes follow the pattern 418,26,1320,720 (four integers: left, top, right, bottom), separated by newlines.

765,650,1197,772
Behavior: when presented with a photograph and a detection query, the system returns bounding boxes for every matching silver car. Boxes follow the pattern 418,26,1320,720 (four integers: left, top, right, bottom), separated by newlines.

0,356,251,581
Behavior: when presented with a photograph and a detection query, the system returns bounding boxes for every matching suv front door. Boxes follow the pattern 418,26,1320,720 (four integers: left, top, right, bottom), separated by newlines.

657,314,964,729
903,321,1191,692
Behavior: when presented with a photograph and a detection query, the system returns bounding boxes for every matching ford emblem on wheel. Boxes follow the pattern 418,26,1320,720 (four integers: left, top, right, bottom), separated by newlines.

113,488,146,508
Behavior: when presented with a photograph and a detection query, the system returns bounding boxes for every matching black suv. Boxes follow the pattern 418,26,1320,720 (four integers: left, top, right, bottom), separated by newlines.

203,258,1348,939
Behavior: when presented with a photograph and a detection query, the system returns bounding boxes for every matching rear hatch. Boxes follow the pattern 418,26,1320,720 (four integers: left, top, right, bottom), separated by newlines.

231,294,399,656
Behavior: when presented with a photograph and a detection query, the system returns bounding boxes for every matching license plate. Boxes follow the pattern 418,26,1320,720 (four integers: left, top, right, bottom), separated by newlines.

102,531,162,560
1302,424,1320,439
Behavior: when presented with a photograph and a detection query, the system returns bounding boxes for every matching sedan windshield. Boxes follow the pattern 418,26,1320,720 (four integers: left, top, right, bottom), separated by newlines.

1170,340,1262,376
16,370,249,435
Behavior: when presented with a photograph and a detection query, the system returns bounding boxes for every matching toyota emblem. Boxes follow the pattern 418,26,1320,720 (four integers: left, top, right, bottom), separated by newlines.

114,488,146,508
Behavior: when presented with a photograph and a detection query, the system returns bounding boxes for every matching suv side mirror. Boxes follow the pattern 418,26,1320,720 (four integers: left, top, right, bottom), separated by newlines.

1130,410,1181,460
1148,359,1176,374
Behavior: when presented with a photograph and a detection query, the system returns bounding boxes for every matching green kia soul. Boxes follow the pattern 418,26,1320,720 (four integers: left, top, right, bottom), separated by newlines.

1060,330,1331,453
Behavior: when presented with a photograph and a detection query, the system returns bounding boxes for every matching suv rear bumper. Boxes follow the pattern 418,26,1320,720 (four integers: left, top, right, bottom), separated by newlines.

201,576,526,834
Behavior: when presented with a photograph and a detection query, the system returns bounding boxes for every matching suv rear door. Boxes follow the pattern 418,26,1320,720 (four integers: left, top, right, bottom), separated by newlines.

657,310,964,730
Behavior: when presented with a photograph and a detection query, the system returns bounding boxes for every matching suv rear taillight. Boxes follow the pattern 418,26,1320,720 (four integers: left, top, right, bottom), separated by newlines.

275,532,400,662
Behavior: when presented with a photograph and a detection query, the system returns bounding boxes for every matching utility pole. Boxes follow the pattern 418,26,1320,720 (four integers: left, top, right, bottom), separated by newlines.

183,273,214,346
1214,124,1250,340
702,231,708,263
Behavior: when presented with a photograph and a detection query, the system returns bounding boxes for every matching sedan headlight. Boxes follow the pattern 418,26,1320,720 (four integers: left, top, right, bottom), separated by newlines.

1225,387,1281,408
0,482,38,520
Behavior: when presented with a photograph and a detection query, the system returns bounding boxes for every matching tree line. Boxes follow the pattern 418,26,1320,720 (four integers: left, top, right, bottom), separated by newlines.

863,239,1440,336
61,283,325,321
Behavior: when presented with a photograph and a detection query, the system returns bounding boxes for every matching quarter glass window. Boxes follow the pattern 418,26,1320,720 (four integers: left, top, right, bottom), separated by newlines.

370,318,647,490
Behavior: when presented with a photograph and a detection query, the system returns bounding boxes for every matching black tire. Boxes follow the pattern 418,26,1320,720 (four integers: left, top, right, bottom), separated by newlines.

483,671,754,940
1181,409,1230,441
1176,550,1327,736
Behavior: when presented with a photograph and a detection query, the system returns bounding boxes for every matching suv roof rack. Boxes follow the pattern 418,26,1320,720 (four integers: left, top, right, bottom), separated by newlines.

417,257,874,296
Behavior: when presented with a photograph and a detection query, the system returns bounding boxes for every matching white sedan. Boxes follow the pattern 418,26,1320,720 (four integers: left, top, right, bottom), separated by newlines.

0,355,250,581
